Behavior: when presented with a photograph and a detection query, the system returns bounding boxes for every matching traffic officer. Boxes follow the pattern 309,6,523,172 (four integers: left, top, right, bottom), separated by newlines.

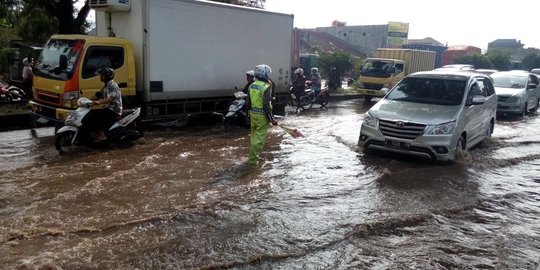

246,64,278,165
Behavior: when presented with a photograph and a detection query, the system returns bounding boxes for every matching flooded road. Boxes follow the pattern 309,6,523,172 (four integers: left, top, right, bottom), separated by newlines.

0,99,539,269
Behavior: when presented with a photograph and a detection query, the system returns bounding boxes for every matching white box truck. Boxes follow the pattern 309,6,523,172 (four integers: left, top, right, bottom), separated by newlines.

29,0,294,128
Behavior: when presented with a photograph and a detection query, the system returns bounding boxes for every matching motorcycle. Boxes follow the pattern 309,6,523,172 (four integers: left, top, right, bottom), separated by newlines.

289,80,330,112
220,91,249,130
0,82,25,103
55,98,143,154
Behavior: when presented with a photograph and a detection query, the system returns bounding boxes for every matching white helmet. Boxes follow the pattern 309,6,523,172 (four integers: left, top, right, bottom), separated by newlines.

311,67,319,73
294,68,304,75
254,64,272,80
246,70,255,77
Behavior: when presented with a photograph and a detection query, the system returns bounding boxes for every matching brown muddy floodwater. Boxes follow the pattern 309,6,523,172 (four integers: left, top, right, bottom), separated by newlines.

0,99,539,269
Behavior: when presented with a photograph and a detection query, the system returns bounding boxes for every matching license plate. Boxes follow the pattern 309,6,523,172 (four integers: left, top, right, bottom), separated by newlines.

36,117,49,124
385,139,410,150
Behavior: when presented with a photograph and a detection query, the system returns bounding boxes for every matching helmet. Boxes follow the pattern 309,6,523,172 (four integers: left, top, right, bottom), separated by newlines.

294,68,304,75
246,70,255,77
97,67,115,81
254,64,272,81
22,58,30,66
311,67,319,73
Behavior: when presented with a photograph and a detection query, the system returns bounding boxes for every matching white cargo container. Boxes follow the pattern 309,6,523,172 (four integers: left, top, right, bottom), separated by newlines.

95,0,293,102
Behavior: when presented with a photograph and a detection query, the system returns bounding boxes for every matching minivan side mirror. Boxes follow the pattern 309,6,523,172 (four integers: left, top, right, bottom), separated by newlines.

381,87,390,95
471,95,486,105
527,83,537,89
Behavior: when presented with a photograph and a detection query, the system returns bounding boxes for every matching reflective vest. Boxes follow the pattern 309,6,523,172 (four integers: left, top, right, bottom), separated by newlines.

249,80,271,114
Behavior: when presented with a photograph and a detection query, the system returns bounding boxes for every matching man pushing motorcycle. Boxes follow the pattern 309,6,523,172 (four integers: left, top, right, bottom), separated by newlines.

246,64,278,165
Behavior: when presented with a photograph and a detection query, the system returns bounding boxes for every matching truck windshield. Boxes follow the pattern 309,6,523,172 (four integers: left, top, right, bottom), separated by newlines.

361,60,395,78
35,39,84,81
386,77,467,106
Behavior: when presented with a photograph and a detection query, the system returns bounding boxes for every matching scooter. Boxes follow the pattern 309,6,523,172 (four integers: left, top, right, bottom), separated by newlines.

55,97,143,154
0,82,25,103
216,91,250,131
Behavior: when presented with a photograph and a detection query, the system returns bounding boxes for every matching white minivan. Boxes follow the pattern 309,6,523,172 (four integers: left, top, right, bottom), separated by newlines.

358,70,497,161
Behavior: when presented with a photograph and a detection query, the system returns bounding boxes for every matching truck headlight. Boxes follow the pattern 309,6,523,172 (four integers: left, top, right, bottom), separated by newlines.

63,91,80,108
428,121,456,135
363,113,379,128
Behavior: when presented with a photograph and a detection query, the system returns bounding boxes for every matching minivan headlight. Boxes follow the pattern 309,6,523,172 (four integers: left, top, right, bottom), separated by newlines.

363,113,379,128
506,95,521,103
428,121,456,135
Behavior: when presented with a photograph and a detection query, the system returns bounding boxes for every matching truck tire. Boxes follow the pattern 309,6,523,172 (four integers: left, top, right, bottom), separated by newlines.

363,96,372,103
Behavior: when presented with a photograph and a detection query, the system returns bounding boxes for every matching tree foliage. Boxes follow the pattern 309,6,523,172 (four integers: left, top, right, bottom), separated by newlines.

316,51,353,80
521,53,540,70
453,53,493,69
486,49,512,71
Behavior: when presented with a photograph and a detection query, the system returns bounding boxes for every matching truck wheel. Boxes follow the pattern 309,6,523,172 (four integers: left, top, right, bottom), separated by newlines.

55,131,75,155
363,96,372,103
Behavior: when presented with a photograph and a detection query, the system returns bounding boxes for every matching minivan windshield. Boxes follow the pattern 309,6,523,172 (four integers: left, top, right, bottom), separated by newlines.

491,74,527,89
386,77,467,106
35,39,84,81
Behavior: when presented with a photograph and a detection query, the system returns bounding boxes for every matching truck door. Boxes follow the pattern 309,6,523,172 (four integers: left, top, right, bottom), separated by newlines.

79,45,129,100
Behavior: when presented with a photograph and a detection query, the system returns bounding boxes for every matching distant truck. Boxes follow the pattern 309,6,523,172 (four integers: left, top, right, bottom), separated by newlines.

28,0,293,129
355,49,436,102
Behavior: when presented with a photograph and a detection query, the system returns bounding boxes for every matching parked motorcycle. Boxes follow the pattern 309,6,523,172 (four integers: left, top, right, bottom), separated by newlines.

0,82,25,103
55,98,143,154
219,91,249,130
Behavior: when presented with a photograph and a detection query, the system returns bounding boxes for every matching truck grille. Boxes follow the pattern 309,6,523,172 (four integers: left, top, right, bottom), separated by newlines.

36,90,61,105
379,119,426,140
363,83,383,90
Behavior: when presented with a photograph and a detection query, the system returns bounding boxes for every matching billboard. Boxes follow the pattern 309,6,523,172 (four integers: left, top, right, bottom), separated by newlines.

387,21,409,48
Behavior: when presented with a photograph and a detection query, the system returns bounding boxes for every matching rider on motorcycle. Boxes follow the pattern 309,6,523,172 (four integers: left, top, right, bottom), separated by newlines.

292,68,306,100
310,67,322,96
242,70,255,94
82,67,123,142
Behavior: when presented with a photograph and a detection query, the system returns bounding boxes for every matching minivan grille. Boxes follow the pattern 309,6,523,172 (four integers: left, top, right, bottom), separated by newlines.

497,95,511,102
379,119,426,140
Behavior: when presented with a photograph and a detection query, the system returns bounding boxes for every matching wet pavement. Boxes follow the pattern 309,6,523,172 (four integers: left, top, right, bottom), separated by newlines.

0,99,539,269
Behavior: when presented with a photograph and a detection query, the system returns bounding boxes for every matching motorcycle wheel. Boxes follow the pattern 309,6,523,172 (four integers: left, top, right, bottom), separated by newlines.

319,93,329,106
223,117,232,131
300,96,313,111
55,131,75,155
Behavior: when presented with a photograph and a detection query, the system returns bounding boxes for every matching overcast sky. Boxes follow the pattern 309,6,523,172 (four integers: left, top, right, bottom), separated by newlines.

265,0,540,51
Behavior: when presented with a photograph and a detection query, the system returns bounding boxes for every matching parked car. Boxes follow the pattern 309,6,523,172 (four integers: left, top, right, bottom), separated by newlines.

491,70,540,116
434,64,475,71
531,68,540,75
475,69,498,75
358,70,497,161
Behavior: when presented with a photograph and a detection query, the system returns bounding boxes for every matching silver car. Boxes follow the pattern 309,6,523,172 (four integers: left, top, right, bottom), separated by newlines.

491,70,540,116
358,70,497,161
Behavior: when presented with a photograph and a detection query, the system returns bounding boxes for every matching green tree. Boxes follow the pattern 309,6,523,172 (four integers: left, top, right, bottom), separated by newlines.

453,53,493,69
521,53,540,70
316,51,353,81
486,49,512,71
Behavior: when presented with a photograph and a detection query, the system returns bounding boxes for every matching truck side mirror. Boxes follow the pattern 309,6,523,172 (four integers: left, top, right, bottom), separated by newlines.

59,55,68,70
53,55,68,75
